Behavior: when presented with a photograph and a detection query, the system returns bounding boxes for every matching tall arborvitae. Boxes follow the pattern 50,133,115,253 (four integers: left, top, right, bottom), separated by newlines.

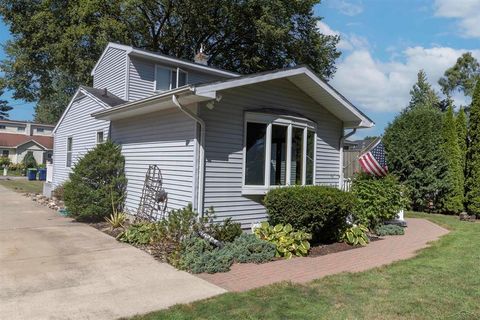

456,107,467,177
441,105,464,213
465,81,480,216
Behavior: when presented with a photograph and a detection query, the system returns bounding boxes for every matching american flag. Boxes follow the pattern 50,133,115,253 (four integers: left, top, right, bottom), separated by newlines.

358,138,388,176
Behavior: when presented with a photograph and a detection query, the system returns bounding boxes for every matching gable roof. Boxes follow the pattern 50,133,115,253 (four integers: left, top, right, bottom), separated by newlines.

93,66,374,129
53,86,126,134
91,43,240,78
0,133,53,150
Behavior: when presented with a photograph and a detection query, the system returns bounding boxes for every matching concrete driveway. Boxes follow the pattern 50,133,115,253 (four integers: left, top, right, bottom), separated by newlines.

0,185,225,320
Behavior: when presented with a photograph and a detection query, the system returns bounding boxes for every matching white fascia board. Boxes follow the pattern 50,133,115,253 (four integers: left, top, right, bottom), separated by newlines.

90,43,132,76
195,67,374,128
15,139,50,150
53,88,110,134
53,88,82,134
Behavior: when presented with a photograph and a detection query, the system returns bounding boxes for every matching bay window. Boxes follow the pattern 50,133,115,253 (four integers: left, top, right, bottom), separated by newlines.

243,113,316,192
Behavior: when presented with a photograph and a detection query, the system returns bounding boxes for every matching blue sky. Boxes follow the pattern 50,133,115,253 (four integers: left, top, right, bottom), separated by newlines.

1,0,480,136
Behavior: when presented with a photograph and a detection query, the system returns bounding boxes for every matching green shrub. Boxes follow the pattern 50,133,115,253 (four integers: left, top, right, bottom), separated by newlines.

375,224,405,236
253,222,311,259
22,151,37,169
341,224,369,246
222,233,276,264
351,173,409,229
208,218,243,242
264,185,356,243
52,184,65,200
118,222,156,245
63,141,127,222
178,234,276,274
0,156,11,167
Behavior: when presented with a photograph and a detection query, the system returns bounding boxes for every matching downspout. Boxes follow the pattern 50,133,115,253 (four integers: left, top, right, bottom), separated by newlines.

172,95,206,215
339,128,357,187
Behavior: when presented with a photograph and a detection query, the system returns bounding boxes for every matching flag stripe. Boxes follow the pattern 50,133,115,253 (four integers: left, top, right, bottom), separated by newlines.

356,138,388,177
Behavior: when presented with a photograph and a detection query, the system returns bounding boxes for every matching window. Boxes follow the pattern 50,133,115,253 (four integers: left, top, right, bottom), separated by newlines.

36,128,44,133
2,150,9,157
243,113,316,191
96,131,104,144
17,127,25,132
66,137,73,167
154,66,187,91
0,125,5,130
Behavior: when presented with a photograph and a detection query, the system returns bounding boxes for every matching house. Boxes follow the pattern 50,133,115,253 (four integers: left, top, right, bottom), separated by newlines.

0,119,54,164
51,42,374,228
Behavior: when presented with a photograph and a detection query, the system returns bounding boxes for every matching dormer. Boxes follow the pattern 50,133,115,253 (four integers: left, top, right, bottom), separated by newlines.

91,43,239,102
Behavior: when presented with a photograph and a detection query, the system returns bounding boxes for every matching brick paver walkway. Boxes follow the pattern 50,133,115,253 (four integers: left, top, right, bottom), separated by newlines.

198,218,449,292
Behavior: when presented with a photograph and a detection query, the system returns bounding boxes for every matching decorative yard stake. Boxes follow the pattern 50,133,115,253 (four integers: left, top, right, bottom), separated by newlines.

136,165,168,222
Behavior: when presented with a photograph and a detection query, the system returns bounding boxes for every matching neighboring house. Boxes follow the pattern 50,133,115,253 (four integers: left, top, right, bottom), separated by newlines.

343,138,377,179
51,42,374,228
0,119,54,164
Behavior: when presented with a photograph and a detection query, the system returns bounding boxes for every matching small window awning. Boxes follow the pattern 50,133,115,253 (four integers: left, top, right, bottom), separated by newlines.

93,66,374,129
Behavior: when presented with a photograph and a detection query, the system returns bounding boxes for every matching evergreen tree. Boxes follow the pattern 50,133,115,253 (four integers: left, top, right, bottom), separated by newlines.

456,107,467,176
408,70,440,110
440,105,464,213
0,98,12,120
383,105,448,212
465,81,480,216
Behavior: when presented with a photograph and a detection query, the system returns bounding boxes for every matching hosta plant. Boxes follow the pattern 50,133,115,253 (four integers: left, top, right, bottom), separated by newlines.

342,224,369,246
254,222,312,259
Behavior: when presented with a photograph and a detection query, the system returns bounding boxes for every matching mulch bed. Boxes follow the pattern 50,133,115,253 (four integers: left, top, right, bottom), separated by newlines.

308,236,382,257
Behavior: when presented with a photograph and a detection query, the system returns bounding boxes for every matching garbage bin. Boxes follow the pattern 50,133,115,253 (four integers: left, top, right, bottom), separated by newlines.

27,168,37,181
38,168,47,181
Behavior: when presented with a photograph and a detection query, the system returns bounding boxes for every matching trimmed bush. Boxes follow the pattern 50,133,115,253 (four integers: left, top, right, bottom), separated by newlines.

375,224,405,236
264,185,356,243
208,218,243,243
178,234,276,274
63,141,127,222
351,173,409,229
22,151,37,169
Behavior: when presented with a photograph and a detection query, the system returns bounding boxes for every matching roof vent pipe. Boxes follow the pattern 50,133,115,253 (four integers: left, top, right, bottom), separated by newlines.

194,44,209,66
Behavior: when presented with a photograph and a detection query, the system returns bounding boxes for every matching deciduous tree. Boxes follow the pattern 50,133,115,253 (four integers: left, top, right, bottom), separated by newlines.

0,0,340,124
439,52,480,98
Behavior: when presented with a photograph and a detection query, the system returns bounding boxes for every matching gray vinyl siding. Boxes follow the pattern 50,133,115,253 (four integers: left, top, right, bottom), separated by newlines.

200,78,342,228
93,47,127,99
127,56,228,101
52,95,110,188
110,108,197,215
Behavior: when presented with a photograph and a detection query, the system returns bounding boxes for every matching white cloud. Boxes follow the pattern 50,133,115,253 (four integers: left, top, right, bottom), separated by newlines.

327,0,363,16
331,46,480,112
317,21,369,51
434,0,480,38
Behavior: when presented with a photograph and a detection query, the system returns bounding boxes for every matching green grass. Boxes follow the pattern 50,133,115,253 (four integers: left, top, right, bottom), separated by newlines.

0,179,44,194
129,213,480,320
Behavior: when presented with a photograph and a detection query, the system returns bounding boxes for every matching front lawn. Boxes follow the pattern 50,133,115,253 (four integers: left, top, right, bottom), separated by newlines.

129,213,480,320
0,179,43,194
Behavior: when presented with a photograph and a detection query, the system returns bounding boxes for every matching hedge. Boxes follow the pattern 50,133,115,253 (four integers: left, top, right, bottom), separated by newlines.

263,185,356,243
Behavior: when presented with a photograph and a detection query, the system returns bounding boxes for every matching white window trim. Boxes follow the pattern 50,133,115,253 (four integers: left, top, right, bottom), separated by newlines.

66,136,73,168
242,112,317,195
96,130,105,145
153,65,188,92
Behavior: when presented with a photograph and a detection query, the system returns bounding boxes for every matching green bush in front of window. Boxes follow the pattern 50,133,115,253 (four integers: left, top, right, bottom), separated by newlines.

264,185,356,243
351,172,409,229
63,141,127,222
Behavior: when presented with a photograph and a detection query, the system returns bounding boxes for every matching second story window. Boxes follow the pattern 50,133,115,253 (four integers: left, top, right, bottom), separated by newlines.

0,125,5,130
155,66,188,91
17,127,25,132
37,128,44,133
